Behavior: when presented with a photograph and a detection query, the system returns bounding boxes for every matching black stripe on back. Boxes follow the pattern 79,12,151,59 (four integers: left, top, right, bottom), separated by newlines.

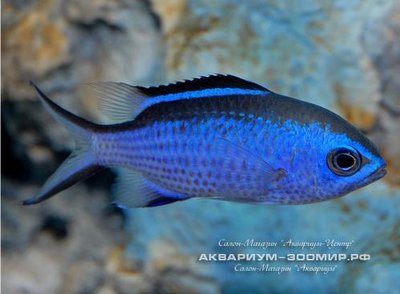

136,74,269,97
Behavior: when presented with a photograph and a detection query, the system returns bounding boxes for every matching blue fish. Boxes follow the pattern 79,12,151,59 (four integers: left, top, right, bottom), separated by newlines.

23,75,386,207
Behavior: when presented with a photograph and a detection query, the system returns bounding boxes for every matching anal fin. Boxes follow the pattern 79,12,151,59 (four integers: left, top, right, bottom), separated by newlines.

113,168,190,208
146,196,187,207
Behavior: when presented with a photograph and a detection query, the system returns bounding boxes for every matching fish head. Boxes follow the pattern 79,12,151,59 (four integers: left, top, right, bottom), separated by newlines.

308,117,387,200
267,95,387,203
322,140,385,194
270,119,386,204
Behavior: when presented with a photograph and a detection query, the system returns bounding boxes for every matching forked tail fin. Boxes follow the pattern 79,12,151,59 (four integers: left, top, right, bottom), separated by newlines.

22,82,104,205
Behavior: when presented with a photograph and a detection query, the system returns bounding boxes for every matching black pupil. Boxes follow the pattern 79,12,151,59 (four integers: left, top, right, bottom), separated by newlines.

335,153,355,170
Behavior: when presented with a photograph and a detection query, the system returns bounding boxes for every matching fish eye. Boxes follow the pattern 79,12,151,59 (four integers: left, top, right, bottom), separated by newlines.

327,147,362,176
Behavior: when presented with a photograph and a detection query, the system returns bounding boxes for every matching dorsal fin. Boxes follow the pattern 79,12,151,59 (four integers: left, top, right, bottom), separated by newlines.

90,74,270,123
90,82,147,124
137,74,269,96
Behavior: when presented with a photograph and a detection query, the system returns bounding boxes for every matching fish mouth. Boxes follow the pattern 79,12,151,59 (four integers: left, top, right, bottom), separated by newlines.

363,163,387,186
350,163,387,192
370,165,387,182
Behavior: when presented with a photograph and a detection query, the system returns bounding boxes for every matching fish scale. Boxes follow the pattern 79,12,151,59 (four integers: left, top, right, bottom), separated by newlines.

95,113,269,200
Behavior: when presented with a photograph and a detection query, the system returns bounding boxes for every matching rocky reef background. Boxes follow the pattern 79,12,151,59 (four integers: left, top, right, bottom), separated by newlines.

2,0,400,293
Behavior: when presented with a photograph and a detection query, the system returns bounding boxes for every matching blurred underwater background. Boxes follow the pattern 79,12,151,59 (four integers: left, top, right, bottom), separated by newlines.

1,0,400,293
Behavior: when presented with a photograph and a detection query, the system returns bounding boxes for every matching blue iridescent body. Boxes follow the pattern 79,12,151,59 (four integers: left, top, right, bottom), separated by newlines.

23,75,386,208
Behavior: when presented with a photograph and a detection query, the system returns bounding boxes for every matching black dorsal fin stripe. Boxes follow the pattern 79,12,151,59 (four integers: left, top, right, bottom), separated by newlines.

136,74,269,97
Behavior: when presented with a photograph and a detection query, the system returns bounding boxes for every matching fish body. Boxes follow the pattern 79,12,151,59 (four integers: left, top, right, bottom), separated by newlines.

23,75,386,207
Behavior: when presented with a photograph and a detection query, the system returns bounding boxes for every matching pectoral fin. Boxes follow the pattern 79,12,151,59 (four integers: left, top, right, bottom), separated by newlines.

215,137,287,186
